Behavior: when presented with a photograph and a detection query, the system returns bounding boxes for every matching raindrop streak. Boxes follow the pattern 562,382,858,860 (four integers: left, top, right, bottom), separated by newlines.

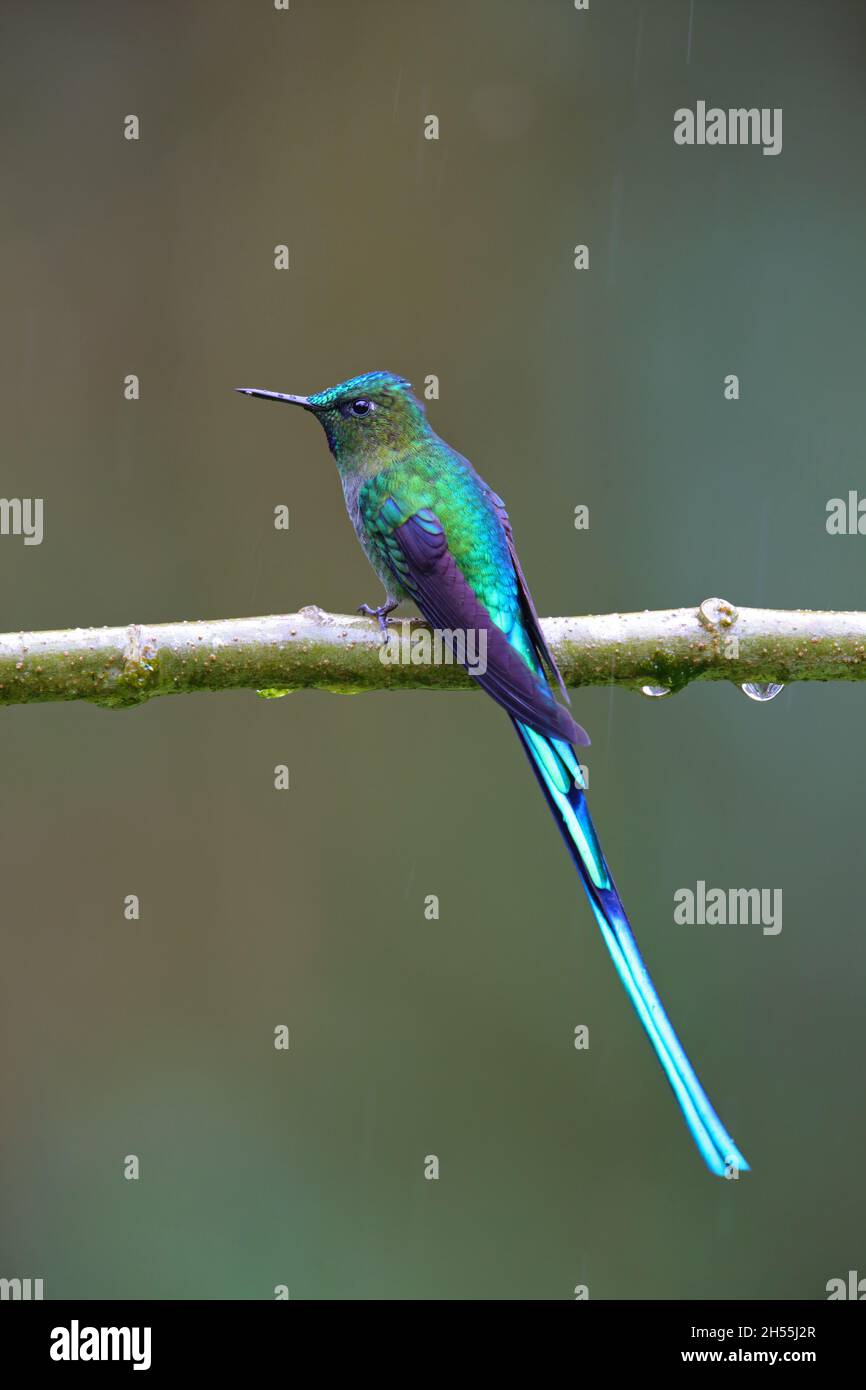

641,685,671,698
740,682,785,702
633,3,645,87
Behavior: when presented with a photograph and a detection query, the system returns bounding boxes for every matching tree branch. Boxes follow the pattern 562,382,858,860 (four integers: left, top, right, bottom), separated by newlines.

2,597,865,709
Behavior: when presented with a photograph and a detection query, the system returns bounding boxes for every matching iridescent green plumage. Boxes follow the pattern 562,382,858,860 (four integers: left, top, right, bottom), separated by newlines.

307,374,521,640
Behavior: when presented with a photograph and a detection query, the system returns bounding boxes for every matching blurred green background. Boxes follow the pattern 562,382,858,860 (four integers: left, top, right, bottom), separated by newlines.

1,0,865,1299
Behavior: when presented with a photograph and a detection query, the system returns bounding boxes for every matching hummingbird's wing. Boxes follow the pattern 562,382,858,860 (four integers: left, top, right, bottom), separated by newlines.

484,485,572,707
371,500,588,745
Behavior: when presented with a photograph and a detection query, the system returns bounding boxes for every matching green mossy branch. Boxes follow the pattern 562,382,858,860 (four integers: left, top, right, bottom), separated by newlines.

1,598,865,709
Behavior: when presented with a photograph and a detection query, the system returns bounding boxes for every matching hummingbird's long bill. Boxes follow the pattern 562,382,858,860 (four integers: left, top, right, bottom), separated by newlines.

239,369,749,1177
235,387,311,407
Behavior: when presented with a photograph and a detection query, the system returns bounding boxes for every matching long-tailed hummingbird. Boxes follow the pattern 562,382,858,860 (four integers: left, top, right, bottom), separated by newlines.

237,370,748,1176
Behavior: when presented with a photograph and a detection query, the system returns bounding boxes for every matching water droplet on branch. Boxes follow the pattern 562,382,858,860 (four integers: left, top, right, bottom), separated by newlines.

740,682,784,702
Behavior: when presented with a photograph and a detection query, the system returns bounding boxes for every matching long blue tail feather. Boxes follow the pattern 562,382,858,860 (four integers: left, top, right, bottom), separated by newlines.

514,718,748,1177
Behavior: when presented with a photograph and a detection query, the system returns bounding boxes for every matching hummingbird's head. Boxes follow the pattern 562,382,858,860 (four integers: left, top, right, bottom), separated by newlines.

236,370,431,471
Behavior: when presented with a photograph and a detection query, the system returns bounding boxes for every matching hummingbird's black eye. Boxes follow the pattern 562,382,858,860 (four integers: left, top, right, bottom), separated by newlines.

351,398,373,416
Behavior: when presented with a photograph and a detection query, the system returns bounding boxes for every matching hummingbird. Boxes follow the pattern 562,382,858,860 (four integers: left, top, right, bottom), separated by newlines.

237,370,748,1177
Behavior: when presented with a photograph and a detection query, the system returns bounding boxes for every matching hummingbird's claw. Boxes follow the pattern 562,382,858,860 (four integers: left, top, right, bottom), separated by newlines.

358,600,399,640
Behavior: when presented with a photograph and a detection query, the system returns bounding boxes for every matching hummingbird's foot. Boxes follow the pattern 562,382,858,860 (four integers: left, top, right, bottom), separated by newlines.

358,598,399,640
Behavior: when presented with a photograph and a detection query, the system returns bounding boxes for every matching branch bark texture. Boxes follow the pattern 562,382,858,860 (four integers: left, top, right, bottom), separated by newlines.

2,598,865,709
